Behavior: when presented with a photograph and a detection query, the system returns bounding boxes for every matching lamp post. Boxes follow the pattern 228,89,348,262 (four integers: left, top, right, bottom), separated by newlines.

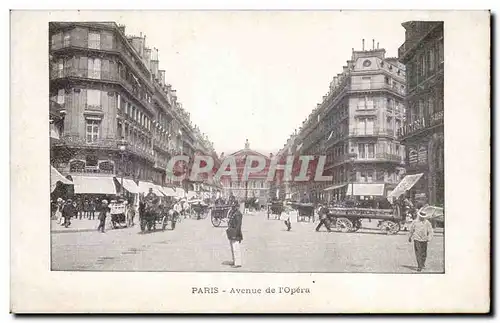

347,152,358,199
117,139,128,197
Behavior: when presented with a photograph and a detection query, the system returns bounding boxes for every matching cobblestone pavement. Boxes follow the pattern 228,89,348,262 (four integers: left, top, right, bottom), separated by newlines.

51,211,444,273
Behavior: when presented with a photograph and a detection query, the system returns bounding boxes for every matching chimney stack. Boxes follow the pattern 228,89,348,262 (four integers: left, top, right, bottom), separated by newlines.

362,39,365,51
377,42,380,49
372,39,375,50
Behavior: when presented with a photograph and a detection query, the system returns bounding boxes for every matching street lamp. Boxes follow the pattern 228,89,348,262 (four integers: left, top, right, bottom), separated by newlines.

117,138,128,197
347,152,358,199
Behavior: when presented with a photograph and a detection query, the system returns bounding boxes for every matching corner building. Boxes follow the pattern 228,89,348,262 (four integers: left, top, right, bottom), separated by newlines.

398,21,444,206
291,43,407,203
49,22,216,196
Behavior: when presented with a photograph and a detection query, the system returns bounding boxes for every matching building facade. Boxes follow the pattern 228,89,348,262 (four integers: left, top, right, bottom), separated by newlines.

288,41,407,203
220,140,271,205
49,22,217,195
398,21,444,207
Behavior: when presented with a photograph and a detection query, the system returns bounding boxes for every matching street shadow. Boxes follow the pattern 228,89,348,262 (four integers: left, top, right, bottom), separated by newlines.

221,261,234,266
401,265,419,271
51,228,99,234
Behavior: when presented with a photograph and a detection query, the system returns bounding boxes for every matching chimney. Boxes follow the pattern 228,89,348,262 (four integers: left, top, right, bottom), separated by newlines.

245,139,250,149
317,103,322,108
377,42,379,49
372,39,375,50
118,25,125,34
362,39,365,51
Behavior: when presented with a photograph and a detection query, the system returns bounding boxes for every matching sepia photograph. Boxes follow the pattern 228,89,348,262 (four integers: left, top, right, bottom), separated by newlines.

11,9,490,313
49,17,444,273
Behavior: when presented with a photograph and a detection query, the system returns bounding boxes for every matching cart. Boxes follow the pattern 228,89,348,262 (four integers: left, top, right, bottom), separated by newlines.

292,202,315,222
140,203,169,232
110,203,127,229
267,201,284,220
325,206,403,234
190,199,210,220
210,205,232,227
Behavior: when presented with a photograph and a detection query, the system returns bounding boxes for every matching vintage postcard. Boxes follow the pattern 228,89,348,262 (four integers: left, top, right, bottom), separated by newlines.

10,10,490,313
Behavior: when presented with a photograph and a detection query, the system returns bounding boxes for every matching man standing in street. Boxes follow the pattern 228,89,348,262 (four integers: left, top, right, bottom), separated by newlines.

226,200,243,268
97,200,110,233
408,210,434,271
315,204,332,232
61,199,75,228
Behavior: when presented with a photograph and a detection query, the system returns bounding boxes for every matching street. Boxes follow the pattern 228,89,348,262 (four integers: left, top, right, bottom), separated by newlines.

51,211,444,273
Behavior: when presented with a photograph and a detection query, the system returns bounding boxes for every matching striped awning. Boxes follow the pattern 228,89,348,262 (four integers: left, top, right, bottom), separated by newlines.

323,183,347,191
72,175,116,195
121,178,139,194
138,181,164,196
161,186,177,197
50,166,73,192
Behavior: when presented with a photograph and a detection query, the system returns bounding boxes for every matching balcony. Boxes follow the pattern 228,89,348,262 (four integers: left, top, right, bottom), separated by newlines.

398,110,444,140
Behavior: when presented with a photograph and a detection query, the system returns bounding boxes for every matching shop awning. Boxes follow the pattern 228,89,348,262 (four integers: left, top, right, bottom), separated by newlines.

50,166,73,192
387,173,424,200
175,187,186,198
72,175,116,195
161,186,177,197
346,183,385,196
186,191,197,200
324,183,347,191
120,178,139,194
138,181,164,196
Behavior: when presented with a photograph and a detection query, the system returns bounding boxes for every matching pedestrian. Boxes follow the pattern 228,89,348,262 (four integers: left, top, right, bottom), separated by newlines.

315,204,332,232
55,197,64,224
408,210,434,272
89,198,96,220
83,199,89,219
61,199,75,228
97,200,110,233
226,200,243,268
283,201,292,231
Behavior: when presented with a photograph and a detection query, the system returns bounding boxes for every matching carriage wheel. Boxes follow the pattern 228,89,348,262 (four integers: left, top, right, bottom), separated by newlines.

385,221,400,235
211,213,221,227
336,218,353,233
352,219,362,232
161,216,168,231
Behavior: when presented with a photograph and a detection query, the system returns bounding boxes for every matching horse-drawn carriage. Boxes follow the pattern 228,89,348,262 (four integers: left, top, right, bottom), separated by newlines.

140,201,172,232
291,202,315,222
210,204,232,227
323,206,403,234
267,201,284,220
245,197,260,212
189,199,210,220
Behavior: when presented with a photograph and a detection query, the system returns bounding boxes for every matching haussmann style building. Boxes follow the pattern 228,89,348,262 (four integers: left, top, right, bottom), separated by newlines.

398,21,444,207
49,22,219,201
286,40,407,204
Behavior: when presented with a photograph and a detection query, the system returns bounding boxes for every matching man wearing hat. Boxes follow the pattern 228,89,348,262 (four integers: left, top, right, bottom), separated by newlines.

61,199,76,228
97,200,110,233
226,200,243,268
408,210,434,272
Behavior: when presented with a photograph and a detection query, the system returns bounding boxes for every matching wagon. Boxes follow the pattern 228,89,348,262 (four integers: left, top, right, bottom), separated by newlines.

210,205,232,227
290,202,315,222
267,201,284,220
189,199,210,220
110,203,128,229
325,206,404,234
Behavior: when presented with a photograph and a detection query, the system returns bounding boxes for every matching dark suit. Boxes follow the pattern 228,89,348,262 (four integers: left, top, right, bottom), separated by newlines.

227,208,243,267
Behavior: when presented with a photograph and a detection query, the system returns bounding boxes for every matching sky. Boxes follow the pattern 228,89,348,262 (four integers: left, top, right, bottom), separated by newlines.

84,11,420,155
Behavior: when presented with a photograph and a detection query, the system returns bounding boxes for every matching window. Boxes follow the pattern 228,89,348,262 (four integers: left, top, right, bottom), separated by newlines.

421,54,426,78
385,76,390,84
57,59,64,78
358,144,366,159
367,171,373,183
361,77,371,90
428,49,435,72
366,119,374,135
56,88,65,104
132,107,136,120
87,89,101,108
367,144,375,158
51,33,62,49
87,58,101,79
428,97,435,115
438,39,444,63
125,102,129,115
86,120,100,143
88,31,101,49
63,32,70,47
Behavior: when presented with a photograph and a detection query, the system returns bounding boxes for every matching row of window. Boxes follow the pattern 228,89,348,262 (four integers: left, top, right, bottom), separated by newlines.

407,38,444,87
51,30,104,50
357,77,406,94
229,181,267,189
407,93,444,124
